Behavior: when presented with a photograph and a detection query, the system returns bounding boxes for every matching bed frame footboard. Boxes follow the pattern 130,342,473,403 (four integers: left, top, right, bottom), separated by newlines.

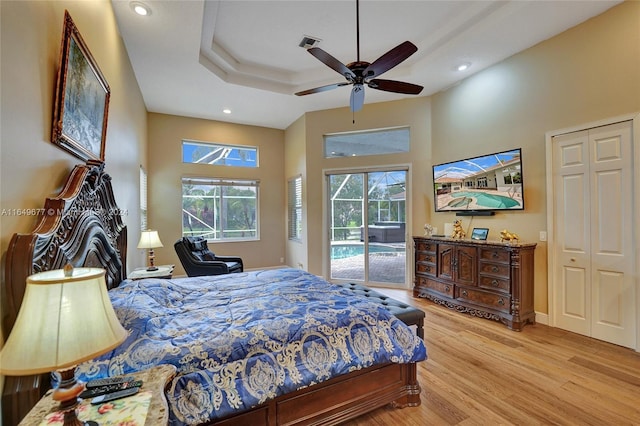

208,362,420,426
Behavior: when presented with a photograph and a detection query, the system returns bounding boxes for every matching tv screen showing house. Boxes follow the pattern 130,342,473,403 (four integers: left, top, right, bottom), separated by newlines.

432,148,524,212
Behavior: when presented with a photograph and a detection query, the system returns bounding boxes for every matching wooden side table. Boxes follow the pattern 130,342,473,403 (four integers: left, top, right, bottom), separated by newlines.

19,364,177,425
128,264,174,280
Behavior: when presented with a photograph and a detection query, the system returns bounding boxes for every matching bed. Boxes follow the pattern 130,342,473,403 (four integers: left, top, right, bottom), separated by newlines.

2,162,427,425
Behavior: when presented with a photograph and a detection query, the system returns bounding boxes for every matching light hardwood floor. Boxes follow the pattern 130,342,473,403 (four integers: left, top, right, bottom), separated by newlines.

346,289,640,426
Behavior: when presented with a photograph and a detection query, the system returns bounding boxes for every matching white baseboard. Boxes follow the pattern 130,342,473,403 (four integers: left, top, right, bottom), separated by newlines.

535,311,549,325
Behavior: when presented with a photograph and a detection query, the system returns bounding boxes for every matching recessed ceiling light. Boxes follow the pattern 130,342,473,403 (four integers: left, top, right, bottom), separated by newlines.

130,1,151,16
223,109,232,114
457,62,471,72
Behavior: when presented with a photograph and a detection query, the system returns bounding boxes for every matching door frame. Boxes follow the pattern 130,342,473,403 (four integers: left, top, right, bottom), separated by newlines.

322,164,412,288
545,112,640,351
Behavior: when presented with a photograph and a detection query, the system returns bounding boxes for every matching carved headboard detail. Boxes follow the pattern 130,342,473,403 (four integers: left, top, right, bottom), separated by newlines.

3,161,127,339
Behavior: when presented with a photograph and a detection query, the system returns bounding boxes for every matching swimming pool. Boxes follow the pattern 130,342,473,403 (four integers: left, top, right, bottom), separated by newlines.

331,244,401,259
450,191,521,208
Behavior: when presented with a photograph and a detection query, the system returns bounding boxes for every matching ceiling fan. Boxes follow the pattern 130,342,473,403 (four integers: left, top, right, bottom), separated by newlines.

295,0,423,112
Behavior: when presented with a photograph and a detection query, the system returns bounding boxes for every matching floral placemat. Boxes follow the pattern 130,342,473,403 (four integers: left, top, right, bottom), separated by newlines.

40,391,152,425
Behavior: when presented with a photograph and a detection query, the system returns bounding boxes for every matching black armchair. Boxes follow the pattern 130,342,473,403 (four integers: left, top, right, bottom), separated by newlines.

174,236,244,277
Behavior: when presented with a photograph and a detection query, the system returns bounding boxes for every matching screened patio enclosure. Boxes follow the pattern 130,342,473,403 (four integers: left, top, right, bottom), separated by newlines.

327,170,408,286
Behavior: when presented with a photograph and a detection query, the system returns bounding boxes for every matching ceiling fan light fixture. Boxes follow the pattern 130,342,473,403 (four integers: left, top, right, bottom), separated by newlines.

294,0,423,112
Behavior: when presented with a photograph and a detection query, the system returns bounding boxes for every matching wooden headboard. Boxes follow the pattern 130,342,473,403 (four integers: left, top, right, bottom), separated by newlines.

2,161,127,339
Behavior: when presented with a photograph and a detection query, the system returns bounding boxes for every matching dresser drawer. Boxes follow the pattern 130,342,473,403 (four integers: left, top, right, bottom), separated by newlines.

415,240,437,253
479,262,510,278
478,275,510,292
416,276,454,298
416,251,436,264
456,287,510,313
416,262,436,276
479,248,510,263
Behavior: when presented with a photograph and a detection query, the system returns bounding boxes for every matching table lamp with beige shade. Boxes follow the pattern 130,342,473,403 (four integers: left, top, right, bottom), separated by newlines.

137,230,164,271
0,266,127,426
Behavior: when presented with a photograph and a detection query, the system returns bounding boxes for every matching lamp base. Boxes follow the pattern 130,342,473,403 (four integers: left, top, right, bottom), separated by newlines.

52,366,94,426
61,410,99,426
146,266,159,271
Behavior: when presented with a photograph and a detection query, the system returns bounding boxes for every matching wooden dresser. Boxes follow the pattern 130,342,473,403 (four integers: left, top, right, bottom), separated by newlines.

413,236,536,331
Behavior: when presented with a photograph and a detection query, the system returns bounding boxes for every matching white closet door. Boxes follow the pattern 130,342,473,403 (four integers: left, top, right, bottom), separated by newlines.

588,122,634,347
552,120,635,348
553,130,591,336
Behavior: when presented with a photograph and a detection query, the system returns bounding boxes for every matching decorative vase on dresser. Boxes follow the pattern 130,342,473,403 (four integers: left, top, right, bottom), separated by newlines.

413,236,536,331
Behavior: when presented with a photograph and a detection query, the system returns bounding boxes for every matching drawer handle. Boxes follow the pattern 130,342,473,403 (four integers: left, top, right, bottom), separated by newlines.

445,286,451,292
498,298,505,305
491,279,498,287
462,290,468,297
426,266,432,272
492,266,499,273
492,251,499,258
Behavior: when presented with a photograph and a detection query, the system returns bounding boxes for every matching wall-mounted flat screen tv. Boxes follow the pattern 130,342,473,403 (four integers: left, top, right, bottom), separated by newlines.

433,148,524,213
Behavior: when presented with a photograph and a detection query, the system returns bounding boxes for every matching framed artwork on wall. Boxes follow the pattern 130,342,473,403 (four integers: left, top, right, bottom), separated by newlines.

471,228,489,240
51,10,110,162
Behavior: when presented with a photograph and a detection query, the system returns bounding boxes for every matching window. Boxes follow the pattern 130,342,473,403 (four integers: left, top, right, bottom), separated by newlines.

140,166,147,231
183,140,258,167
324,127,410,158
182,177,259,241
288,176,302,241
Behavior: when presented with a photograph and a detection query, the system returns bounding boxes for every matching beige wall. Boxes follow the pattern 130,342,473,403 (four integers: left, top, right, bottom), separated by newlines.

284,115,308,270
0,5,145,404
430,0,640,313
0,1,147,288
147,113,286,274
285,97,432,279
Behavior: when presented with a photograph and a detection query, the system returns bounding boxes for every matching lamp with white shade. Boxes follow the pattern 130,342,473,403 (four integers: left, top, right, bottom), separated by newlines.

137,230,163,271
0,266,127,425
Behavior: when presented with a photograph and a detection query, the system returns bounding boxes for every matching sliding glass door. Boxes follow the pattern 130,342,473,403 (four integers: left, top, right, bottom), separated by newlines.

327,169,408,287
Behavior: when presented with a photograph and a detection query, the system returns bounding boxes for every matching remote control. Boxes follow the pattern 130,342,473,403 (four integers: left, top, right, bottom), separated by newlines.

79,380,143,399
86,376,136,389
91,387,140,404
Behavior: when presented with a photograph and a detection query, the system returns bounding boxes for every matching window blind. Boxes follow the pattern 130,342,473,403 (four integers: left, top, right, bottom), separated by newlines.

288,176,302,241
140,166,147,231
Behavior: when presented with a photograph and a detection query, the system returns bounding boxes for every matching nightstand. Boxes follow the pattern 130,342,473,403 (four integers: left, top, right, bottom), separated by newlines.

19,364,177,425
128,264,174,280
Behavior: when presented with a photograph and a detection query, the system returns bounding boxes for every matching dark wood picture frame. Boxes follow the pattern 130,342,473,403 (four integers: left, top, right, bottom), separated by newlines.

52,10,110,162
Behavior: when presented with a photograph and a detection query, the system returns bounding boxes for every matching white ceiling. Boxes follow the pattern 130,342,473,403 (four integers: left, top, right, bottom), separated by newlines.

112,0,620,130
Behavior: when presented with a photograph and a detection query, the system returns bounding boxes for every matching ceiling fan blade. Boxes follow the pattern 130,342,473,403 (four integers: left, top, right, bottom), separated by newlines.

363,41,418,79
307,47,356,80
350,84,365,112
295,82,350,96
368,79,423,95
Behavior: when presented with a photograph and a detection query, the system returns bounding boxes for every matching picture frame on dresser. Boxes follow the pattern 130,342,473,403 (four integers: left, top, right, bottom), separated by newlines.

471,228,489,240
51,10,110,162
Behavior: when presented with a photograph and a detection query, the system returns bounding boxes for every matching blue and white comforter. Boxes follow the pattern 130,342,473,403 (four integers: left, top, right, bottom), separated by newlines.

76,268,427,424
